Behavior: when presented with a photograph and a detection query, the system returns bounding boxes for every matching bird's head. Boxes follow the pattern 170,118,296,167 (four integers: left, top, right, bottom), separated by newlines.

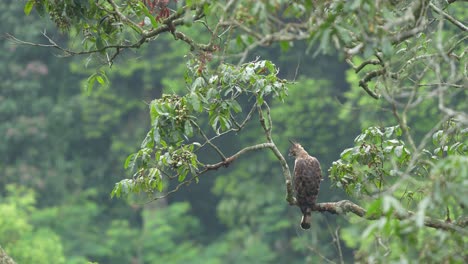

288,140,305,157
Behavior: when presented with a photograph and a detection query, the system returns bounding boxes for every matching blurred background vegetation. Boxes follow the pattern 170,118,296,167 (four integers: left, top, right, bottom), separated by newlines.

1,1,466,263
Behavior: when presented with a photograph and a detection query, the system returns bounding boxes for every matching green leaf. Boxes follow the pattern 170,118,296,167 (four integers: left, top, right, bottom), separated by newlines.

210,116,219,131
415,197,430,227
150,103,159,123
184,120,193,137
111,183,121,198
394,145,403,157
366,198,383,217
219,116,230,131
96,36,105,51
256,95,264,106
141,130,154,148
188,93,202,112
191,77,206,90
138,1,159,27
382,196,404,215
148,168,159,179
382,38,394,57
24,0,35,15
178,170,187,182
96,75,105,85
229,100,242,113
153,126,161,144
384,126,395,138
340,148,354,160
318,28,331,55
124,153,136,169
86,74,97,94
279,41,290,52
432,130,443,145
156,179,163,192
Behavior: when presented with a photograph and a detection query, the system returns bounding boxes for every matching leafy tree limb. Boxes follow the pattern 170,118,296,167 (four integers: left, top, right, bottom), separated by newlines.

313,200,468,235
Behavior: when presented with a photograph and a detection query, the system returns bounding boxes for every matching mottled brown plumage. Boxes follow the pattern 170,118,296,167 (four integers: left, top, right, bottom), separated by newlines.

289,142,322,229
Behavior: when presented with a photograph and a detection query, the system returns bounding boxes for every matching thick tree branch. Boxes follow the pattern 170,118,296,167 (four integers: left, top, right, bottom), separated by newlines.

313,200,468,235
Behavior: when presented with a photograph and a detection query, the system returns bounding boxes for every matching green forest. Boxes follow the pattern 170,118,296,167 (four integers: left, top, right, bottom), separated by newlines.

1,1,466,263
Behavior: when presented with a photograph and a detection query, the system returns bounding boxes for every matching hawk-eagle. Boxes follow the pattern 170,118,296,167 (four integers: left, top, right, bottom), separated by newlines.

289,142,322,229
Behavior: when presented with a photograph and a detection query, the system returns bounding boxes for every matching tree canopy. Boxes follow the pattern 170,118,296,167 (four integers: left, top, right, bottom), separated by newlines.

2,0,466,263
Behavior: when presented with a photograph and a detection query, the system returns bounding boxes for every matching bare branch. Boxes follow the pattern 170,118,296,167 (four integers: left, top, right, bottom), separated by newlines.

355,59,382,73
146,179,189,202
202,143,274,171
191,121,227,161
257,104,294,204
358,69,385,99
429,3,467,31
390,24,427,44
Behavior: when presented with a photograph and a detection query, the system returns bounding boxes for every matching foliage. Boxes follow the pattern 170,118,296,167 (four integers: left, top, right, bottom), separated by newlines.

8,0,468,263
0,185,66,264
331,121,467,262
111,59,288,199
2,2,151,263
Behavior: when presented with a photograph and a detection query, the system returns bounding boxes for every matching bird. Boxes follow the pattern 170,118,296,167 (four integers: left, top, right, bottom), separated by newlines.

289,141,322,229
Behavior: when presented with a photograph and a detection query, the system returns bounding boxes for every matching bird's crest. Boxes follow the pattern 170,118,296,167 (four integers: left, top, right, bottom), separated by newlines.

288,139,301,147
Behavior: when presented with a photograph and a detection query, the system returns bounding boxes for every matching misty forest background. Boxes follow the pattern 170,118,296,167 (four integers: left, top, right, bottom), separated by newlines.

1,1,467,264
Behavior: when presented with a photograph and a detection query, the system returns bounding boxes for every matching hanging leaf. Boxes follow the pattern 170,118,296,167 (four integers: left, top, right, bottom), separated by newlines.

24,0,35,15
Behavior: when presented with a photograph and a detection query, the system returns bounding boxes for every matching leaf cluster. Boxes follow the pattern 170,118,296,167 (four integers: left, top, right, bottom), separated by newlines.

112,59,288,198
330,125,410,196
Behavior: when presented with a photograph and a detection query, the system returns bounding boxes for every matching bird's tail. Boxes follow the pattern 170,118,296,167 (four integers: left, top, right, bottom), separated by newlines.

300,213,311,229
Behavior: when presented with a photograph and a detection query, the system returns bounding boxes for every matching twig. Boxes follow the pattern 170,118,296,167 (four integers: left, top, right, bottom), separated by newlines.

146,178,190,203
334,227,344,264
307,246,336,264
191,121,227,161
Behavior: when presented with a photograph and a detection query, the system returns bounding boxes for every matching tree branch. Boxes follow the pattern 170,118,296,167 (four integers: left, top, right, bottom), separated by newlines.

202,143,274,171
0,247,16,264
7,3,214,64
257,104,295,204
148,142,275,202
106,0,142,31
358,68,385,99
313,200,468,234
429,3,467,32
355,59,382,73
